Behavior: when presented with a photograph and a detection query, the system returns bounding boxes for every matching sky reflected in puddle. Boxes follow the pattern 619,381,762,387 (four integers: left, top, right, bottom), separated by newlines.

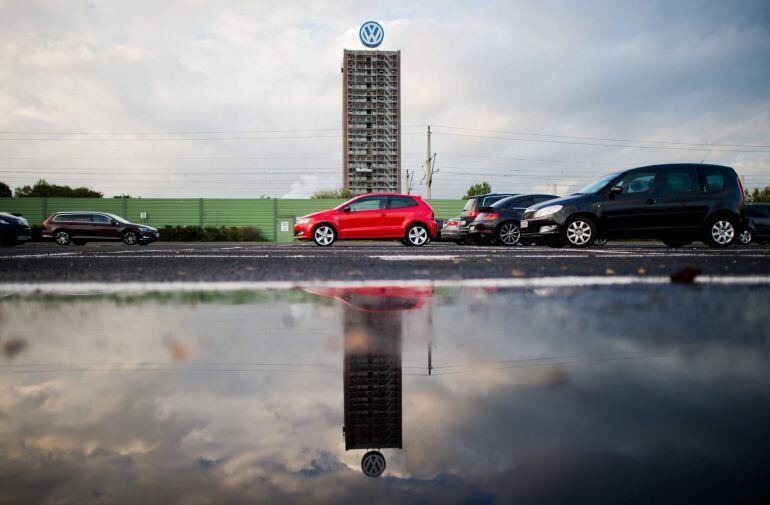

1,285,770,503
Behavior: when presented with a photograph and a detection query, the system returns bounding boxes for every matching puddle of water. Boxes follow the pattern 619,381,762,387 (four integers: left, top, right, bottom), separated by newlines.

1,285,769,503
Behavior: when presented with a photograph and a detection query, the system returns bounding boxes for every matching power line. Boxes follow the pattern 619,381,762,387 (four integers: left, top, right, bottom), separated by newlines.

431,130,770,153
430,124,770,149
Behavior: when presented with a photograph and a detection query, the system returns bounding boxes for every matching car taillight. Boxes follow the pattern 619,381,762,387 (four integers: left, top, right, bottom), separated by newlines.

483,213,499,220
448,220,458,226
467,210,479,219
737,174,746,203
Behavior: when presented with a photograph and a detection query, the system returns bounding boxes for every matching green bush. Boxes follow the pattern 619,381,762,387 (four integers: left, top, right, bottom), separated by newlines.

159,226,267,242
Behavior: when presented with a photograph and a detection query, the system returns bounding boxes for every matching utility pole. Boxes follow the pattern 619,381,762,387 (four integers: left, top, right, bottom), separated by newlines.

405,169,411,194
426,125,432,199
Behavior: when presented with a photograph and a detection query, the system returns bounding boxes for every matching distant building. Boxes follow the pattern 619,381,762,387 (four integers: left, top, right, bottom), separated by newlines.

342,49,401,194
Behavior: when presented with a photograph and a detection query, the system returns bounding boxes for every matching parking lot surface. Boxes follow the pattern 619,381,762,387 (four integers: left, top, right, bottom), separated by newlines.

2,241,770,284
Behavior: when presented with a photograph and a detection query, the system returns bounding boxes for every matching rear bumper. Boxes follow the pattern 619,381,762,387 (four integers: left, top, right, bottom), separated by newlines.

1,225,31,244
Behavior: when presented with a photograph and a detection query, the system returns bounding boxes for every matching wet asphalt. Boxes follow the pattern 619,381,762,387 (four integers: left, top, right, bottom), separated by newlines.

1,240,769,283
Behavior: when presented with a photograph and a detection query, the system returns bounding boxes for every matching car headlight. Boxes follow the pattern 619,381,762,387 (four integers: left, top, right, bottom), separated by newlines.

296,217,310,225
533,205,563,219
138,226,154,232
19,217,28,226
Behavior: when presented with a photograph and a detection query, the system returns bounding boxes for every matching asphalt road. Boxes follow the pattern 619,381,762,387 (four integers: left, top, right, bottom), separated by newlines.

2,241,769,283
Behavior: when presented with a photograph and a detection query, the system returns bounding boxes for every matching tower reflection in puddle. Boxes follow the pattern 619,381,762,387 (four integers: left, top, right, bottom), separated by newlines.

305,286,433,477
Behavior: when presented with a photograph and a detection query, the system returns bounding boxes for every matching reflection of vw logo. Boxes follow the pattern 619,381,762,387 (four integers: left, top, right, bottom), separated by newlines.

359,21,384,48
361,451,386,477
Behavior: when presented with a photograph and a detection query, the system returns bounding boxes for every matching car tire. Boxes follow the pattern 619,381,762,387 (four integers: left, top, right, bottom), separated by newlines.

54,230,71,246
312,224,336,246
563,216,597,248
496,222,521,246
72,239,87,246
704,216,737,247
662,239,692,248
738,229,753,246
405,223,430,246
122,231,138,245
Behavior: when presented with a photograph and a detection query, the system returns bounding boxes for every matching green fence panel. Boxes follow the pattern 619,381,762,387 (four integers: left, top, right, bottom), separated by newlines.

203,199,275,240
277,199,345,218
425,199,465,219
125,199,200,227
0,198,46,224
45,198,124,220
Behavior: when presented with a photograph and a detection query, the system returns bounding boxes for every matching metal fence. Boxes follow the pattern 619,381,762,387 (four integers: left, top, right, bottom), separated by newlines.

0,197,465,242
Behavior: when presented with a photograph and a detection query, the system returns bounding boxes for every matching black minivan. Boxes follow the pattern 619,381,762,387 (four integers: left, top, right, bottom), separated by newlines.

520,164,744,248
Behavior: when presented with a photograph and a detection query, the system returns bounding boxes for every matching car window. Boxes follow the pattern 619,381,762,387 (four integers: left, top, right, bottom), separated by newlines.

92,214,112,224
700,167,726,193
388,197,417,209
57,214,91,222
482,196,506,206
534,195,558,204
349,197,387,212
613,171,657,194
513,197,535,208
661,168,700,195
462,199,478,212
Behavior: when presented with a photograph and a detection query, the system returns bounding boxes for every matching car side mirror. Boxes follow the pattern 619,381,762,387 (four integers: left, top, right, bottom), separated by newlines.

342,206,351,213
112,220,118,226
609,186,622,199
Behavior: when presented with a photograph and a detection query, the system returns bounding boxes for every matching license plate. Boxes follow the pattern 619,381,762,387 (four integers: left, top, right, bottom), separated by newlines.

520,220,528,229
17,235,29,241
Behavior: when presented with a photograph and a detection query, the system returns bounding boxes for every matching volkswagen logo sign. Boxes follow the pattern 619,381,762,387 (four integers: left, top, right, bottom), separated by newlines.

359,21,384,48
361,451,386,477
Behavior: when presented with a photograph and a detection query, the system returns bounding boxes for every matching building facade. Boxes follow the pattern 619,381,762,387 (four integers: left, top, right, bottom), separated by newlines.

342,49,401,194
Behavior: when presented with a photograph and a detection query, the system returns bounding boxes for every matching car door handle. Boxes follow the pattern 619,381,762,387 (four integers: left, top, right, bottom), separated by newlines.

646,199,656,205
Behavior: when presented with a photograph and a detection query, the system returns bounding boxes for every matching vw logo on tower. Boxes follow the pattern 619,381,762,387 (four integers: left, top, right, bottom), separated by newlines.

359,21,384,48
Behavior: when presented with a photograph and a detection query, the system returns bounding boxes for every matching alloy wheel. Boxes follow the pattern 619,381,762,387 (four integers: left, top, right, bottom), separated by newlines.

314,226,335,246
123,231,137,245
408,225,429,246
566,220,592,246
498,223,520,246
55,231,70,245
738,229,752,245
711,220,735,245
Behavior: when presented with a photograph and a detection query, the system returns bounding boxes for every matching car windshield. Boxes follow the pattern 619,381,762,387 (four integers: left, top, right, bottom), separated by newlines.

104,213,130,224
334,197,363,210
462,199,477,211
575,173,619,195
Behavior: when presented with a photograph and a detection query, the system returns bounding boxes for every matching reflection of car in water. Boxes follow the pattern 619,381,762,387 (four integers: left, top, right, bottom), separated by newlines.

305,286,434,477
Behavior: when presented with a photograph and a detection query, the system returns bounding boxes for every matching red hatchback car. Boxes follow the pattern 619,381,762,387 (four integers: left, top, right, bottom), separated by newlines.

294,194,438,246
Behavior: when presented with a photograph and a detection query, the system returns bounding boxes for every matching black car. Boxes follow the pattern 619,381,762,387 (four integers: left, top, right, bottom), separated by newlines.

740,203,770,245
459,193,518,244
520,164,744,248
0,212,31,247
468,194,558,246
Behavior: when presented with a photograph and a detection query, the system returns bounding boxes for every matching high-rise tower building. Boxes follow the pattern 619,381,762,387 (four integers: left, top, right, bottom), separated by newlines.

342,49,401,194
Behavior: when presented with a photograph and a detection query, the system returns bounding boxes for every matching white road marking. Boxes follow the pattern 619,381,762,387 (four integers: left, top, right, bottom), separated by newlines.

2,275,770,295
374,255,460,261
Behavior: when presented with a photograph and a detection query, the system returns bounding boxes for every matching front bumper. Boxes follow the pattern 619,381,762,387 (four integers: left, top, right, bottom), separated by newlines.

519,218,561,238
139,230,160,243
293,223,311,240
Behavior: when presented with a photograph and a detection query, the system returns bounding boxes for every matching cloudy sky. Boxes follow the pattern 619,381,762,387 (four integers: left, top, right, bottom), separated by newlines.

0,0,768,198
